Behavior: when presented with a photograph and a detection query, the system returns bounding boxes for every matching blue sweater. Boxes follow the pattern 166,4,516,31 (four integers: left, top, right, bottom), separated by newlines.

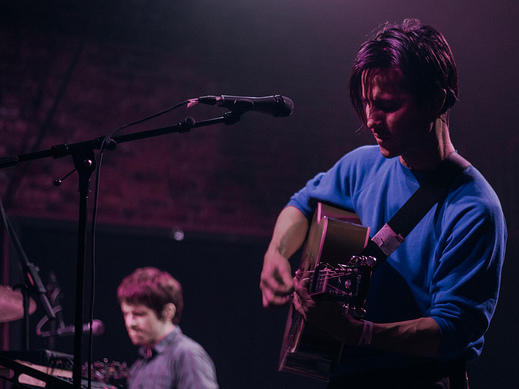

288,146,506,362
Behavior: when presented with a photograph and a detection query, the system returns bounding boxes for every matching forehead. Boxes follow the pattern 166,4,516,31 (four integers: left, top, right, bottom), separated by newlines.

120,301,153,314
361,67,408,99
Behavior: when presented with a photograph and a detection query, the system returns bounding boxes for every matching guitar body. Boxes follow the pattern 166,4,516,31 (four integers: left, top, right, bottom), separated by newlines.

279,202,373,381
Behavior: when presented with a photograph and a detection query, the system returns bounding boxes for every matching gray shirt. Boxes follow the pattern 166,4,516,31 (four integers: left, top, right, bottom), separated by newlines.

128,326,218,389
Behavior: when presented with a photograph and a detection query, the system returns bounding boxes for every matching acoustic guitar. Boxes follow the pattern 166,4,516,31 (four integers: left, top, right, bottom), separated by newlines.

279,202,375,381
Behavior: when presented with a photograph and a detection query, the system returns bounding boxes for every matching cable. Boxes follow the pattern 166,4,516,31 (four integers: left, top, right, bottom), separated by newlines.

109,100,191,138
86,98,191,387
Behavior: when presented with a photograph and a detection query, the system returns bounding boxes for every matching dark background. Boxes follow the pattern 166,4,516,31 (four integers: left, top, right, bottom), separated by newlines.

1,1,518,388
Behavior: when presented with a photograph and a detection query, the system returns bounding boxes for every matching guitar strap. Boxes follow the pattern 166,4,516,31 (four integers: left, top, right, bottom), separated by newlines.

361,152,470,262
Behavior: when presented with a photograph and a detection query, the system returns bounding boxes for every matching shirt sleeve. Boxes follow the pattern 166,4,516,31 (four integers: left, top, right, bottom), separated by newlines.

427,199,507,360
287,148,366,217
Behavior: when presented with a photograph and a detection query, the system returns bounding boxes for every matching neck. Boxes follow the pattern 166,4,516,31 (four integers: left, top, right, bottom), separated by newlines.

399,116,456,171
149,323,175,347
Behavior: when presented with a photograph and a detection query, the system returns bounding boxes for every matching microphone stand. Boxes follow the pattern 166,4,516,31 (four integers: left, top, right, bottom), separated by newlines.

0,198,56,351
0,110,242,388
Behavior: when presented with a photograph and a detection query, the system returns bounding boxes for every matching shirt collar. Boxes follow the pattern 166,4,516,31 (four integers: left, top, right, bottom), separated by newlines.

138,326,181,359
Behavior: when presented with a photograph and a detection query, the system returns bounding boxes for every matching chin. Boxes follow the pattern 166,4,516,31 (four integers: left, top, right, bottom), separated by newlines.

377,145,397,158
129,336,147,346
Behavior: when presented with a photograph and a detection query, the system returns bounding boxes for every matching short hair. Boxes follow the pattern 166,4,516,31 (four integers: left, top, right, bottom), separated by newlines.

117,267,184,325
349,18,458,124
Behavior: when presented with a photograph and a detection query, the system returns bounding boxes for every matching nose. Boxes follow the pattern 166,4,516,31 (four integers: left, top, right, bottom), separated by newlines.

365,104,382,129
125,314,136,327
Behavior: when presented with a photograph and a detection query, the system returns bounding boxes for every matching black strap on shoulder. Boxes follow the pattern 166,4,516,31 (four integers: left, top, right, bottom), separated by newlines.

362,153,470,263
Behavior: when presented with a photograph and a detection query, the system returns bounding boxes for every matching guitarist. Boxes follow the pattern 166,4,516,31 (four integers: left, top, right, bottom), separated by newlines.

260,19,506,389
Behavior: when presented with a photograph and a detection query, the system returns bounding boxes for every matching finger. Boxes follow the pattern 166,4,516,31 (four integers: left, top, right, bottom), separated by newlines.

293,275,311,290
264,294,291,307
293,276,303,290
261,277,292,298
294,278,312,298
262,293,273,308
297,269,313,278
276,267,295,292
262,287,292,307
261,272,294,296
292,292,307,319
300,277,311,289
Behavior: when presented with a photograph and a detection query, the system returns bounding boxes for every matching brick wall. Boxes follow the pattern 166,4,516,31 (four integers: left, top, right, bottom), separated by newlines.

0,25,305,237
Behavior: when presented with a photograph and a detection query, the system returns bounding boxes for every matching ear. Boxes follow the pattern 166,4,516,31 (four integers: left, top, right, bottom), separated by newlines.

161,303,176,322
421,88,447,128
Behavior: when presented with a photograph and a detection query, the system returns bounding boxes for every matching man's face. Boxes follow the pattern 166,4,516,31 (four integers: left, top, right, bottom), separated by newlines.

361,67,432,159
120,302,168,346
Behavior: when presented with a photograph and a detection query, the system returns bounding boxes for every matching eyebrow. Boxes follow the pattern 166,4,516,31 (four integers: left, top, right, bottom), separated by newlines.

361,96,400,105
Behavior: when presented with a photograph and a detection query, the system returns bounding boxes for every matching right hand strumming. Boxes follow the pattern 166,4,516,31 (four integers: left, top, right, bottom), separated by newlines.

260,249,294,308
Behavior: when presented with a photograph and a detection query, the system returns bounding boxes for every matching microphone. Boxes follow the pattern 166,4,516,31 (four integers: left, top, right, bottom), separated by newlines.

39,319,105,338
192,95,294,117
